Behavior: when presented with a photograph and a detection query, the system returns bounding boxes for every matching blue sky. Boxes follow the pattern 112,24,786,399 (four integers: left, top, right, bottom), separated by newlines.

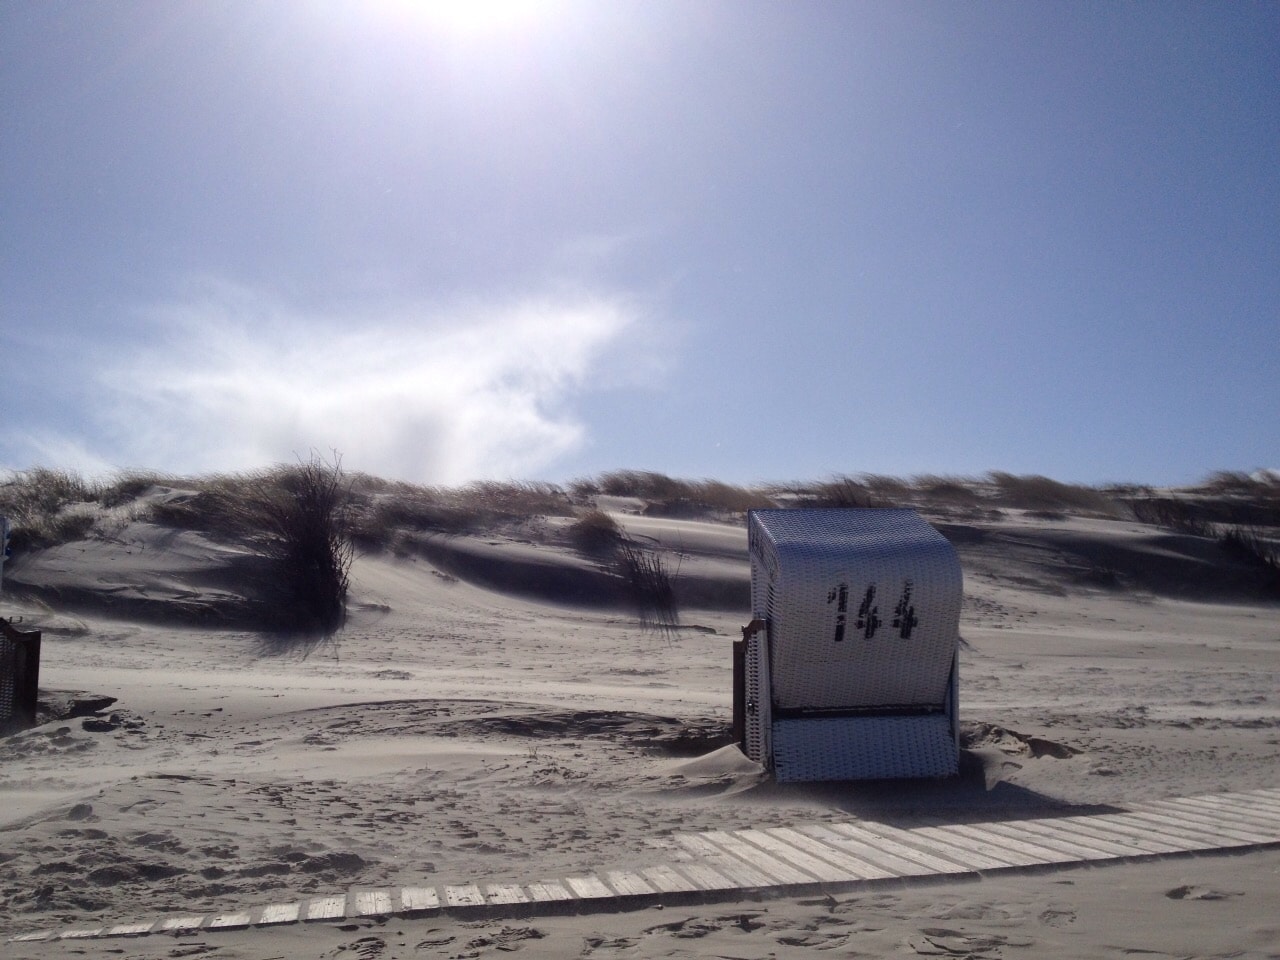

2,1,1276,487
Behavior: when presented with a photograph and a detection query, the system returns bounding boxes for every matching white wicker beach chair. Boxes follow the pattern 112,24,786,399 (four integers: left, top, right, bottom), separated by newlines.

737,509,962,781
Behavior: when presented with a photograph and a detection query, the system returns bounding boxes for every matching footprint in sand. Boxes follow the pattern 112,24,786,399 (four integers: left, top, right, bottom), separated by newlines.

583,935,638,951
1165,885,1242,901
330,934,385,958
1037,905,1077,926
912,928,1035,956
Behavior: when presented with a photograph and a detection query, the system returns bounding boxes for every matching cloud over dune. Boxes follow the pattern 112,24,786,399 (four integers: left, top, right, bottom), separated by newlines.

56,287,641,483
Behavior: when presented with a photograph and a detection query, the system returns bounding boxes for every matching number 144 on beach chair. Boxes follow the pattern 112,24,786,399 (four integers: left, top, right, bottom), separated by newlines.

734,509,962,782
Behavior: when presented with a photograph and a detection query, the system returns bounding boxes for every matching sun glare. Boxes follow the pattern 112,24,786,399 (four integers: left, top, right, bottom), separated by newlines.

378,0,557,37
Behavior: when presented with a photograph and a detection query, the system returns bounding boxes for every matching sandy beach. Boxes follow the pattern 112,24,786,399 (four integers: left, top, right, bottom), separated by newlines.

1,474,1277,957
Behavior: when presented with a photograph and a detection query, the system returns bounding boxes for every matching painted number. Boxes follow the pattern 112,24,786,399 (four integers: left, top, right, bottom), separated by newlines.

830,581,916,642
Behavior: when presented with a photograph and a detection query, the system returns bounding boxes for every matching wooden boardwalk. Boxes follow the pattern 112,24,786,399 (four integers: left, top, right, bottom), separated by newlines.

8,787,1280,945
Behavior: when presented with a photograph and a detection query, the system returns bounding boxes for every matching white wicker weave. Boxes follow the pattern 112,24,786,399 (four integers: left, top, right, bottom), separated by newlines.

747,509,962,781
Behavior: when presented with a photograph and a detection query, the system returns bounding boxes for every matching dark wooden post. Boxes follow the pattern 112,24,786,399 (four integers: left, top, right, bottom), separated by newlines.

1,619,41,728
731,638,745,751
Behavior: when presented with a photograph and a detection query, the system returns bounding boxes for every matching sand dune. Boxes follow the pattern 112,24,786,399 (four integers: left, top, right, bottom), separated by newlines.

1,479,1277,957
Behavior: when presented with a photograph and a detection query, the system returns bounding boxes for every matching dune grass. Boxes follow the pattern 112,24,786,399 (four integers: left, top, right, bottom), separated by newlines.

575,470,774,515
0,468,101,551
1127,497,1217,538
985,471,1121,516
1218,526,1280,592
617,540,679,633
565,508,678,631
348,478,574,546
774,475,887,508
568,508,625,555
6,462,1279,618
245,455,353,637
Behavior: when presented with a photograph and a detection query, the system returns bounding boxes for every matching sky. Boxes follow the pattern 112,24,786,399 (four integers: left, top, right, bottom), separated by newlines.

2,0,1277,488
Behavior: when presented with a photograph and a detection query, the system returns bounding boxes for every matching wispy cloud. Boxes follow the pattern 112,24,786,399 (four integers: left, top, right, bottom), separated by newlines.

37,284,646,483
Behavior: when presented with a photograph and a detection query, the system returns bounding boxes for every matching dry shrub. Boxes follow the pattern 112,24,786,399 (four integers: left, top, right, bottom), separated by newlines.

348,479,573,546
1219,526,1280,593
133,459,356,636
788,475,886,508
565,505,678,630
348,486,475,544
617,541,678,633
239,456,353,637
860,473,912,501
0,468,99,551
596,470,689,500
1129,497,1216,538
1200,470,1280,499
5,467,94,513
912,475,982,505
98,470,177,508
144,489,231,532
682,480,774,514
581,471,771,517
569,509,624,555
987,472,1119,515
456,480,573,517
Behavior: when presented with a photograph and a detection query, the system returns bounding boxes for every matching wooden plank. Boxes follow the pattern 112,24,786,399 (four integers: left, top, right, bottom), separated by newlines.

743,828,863,882
444,884,486,908
10,930,54,942
156,916,205,933
774,825,898,878
485,883,530,905
1197,799,1280,829
793,829,916,880
305,895,346,922
257,903,301,926
882,823,1025,870
400,887,441,913
667,859,737,891
1126,808,1274,844
908,825,1044,867
1119,808,1274,845
641,863,702,893
604,871,657,897
1101,811,1235,848
674,833,776,887
988,824,1141,860
564,875,615,900
1212,789,1280,814
829,823,979,875
1149,796,1280,832
1052,816,1188,855
977,819,1121,865
932,823,1079,864
701,830,818,885
526,881,574,903
1143,795,1280,829
1215,789,1280,809
799,824,941,876
207,912,252,930
106,922,154,937
57,928,104,940
1148,794,1280,823
353,890,394,917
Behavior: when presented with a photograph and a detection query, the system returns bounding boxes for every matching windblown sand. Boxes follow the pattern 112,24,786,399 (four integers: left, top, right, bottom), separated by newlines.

2,501,1277,958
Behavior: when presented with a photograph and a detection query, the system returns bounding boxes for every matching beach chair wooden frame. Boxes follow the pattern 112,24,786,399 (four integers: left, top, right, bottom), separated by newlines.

738,509,962,781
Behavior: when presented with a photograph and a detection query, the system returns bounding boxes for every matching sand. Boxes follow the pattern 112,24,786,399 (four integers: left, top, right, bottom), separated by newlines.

1,496,1278,957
